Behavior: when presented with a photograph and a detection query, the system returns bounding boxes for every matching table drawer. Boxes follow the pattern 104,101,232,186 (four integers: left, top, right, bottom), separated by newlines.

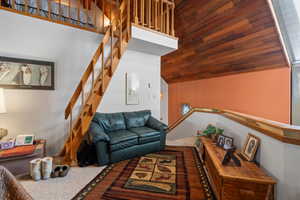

222,179,271,200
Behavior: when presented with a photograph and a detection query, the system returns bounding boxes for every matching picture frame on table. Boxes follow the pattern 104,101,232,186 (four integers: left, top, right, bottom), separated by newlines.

241,133,260,161
223,136,234,150
217,135,226,147
217,135,234,150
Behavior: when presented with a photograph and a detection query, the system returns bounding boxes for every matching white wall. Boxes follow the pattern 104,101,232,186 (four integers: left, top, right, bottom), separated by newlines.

167,112,219,141
167,112,300,200
0,10,102,155
0,9,168,155
99,49,161,119
160,78,168,124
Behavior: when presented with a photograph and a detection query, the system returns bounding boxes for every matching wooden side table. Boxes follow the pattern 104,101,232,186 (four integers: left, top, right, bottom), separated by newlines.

0,140,46,177
197,137,276,200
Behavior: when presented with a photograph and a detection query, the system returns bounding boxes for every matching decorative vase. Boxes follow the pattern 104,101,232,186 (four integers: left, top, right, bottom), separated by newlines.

41,157,53,180
30,158,42,181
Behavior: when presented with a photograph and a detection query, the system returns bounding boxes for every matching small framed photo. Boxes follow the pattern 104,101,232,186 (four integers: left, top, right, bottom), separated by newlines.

217,135,234,149
241,134,260,161
217,135,226,147
223,137,234,150
15,135,35,146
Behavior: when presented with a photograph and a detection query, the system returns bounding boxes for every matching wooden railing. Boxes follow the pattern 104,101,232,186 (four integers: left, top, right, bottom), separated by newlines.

61,0,131,164
168,107,300,146
0,0,113,33
1,0,176,36
131,0,175,37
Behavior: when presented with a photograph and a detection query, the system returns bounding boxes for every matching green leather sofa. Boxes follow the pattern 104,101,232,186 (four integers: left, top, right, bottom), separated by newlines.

88,110,168,166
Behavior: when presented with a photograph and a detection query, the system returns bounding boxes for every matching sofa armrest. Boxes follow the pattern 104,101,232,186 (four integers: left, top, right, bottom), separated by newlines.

88,122,110,144
146,116,168,131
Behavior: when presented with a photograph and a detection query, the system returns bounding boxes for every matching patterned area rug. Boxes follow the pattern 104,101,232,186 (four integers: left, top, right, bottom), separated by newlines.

124,153,177,194
72,146,214,200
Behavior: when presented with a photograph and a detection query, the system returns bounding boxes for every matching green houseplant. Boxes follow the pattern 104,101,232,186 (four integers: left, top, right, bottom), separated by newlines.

199,124,224,141
195,124,224,147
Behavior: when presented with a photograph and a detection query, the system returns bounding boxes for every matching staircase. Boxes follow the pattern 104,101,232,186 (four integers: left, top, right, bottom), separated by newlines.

60,0,131,164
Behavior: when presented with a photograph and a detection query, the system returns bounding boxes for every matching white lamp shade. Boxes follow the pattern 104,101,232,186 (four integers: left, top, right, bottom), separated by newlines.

0,88,6,113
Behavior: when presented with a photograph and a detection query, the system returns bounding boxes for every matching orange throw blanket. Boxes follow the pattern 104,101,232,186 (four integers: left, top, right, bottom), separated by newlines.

0,145,36,158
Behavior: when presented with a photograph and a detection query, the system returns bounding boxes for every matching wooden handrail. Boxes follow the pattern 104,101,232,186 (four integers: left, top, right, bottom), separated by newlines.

131,0,175,37
168,107,300,146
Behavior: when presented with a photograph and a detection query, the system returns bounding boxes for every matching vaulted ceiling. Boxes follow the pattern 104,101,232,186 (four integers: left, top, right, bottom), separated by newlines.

162,0,289,83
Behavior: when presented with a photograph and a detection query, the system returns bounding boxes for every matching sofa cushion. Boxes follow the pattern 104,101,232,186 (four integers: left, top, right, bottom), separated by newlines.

129,127,161,144
123,110,151,129
106,130,138,151
93,112,126,132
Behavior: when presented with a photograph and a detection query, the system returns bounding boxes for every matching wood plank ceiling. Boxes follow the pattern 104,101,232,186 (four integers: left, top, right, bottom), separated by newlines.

162,0,289,83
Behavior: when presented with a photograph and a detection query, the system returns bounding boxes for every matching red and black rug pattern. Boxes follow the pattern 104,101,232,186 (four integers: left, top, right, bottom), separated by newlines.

72,146,214,200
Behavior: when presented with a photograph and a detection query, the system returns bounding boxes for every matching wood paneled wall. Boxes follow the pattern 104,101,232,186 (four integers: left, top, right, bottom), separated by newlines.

162,0,289,83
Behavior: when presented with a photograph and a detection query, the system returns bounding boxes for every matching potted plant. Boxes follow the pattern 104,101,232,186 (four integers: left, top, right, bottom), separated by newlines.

200,124,224,142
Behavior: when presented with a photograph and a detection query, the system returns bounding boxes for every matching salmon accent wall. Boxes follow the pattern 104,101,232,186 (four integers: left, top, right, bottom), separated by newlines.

168,67,291,124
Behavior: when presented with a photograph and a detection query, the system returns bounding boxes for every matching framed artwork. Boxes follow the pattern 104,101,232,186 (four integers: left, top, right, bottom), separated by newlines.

181,103,191,115
241,134,260,161
0,56,54,90
126,73,139,105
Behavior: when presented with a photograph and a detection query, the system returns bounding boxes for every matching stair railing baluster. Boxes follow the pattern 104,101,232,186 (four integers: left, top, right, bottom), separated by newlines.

154,0,158,30
171,2,174,36
69,110,73,162
160,0,163,32
102,0,105,32
141,0,144,25
148,0,151,28
59,0,62,20
25,0,28,13
85,0,88,27
81,82,85,109
110,0,113,76
12,0,15,9
77,0,80,25
91,61,95,90
101,43,105,95
129,0,131,38
119,12,122,56
37,0,41,16
166,2,169,34
68,0,71,20
94,0,97,29
48,0,51,18
134,0,138,24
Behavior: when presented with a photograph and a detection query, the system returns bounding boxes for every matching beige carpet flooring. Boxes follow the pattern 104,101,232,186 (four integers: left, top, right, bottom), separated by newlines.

18,138,195,200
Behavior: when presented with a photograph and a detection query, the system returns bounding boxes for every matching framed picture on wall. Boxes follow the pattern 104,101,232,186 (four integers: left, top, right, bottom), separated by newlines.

0,56,54,90
126,73,139,105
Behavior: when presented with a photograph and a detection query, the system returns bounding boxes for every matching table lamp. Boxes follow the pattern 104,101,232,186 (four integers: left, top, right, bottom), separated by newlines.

0,88,8,140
